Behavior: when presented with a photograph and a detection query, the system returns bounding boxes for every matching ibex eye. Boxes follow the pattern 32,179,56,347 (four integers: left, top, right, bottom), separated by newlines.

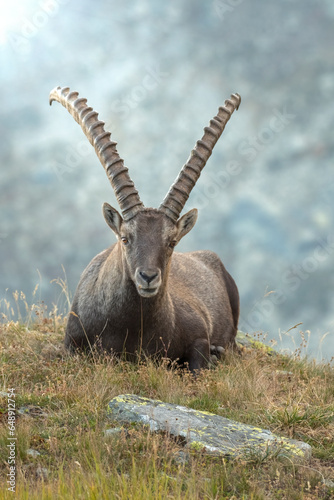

169,240,177,248
121,237,129,245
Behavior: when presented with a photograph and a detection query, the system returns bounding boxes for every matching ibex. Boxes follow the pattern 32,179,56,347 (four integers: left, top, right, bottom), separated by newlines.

50,86,241,371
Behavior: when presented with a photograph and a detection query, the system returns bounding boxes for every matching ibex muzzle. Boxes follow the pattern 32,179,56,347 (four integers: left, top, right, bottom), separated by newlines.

50,86,241,372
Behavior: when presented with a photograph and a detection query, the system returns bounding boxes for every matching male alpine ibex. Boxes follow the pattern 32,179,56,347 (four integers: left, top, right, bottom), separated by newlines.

50,86,241,371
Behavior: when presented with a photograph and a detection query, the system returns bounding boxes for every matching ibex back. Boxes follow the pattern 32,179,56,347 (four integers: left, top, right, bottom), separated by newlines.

50,87,241,372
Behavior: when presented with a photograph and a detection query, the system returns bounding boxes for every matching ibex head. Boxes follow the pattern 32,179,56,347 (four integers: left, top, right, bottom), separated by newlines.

49,87,240,298
102,205,197,297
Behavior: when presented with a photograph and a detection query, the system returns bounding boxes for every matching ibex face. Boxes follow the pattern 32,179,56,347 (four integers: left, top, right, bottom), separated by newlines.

103,204,198,297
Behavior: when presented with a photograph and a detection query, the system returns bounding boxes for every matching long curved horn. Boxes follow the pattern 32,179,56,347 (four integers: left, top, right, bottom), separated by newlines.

49,86,144,221
159,93,241,221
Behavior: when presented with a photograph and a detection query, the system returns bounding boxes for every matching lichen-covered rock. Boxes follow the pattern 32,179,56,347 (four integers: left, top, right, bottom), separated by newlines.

236,331,275,354
107,394,311,461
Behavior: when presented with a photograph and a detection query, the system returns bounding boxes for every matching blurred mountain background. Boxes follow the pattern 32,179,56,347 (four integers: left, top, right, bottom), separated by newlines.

0,0,333,359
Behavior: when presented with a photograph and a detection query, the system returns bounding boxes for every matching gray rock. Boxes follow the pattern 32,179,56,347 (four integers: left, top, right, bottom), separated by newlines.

17,406,48,418
323,479,334,489
27,449,41,458
104,427,127,437
174,450,190,465
36,467,48,480
107,394,311,461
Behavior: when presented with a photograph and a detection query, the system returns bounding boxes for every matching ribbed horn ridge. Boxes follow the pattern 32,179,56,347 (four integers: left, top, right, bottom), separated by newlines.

159,93,241,221
49,86,144,220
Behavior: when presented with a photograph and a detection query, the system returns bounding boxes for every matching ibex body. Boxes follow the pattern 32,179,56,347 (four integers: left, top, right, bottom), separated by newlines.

50,87,241,371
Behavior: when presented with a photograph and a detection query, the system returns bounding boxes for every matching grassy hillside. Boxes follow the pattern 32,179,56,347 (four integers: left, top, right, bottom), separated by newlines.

0,300,333,499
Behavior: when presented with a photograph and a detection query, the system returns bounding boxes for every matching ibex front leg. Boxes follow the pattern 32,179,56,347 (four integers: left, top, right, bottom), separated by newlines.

187,338,210,373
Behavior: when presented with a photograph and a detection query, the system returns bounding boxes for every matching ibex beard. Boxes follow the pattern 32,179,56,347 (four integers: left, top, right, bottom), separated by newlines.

50,86,241,372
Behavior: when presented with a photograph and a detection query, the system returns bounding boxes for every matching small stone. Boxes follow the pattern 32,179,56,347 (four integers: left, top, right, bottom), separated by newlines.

275,370,293,377
18,406,48,418
27,449,41,458
174,450,189,464
36,467,48,480
104,427,127,436
323,479,334,488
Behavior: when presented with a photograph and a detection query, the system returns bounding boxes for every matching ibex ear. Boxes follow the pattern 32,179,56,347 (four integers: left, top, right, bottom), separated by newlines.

176,208,198,240
103,203,123,236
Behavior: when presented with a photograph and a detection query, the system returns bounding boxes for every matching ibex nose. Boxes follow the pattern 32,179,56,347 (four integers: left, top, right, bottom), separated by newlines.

139,271,158,285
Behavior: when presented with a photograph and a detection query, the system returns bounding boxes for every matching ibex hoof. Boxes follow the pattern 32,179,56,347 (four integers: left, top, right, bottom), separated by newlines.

210,345,225,357
210,354,218,365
